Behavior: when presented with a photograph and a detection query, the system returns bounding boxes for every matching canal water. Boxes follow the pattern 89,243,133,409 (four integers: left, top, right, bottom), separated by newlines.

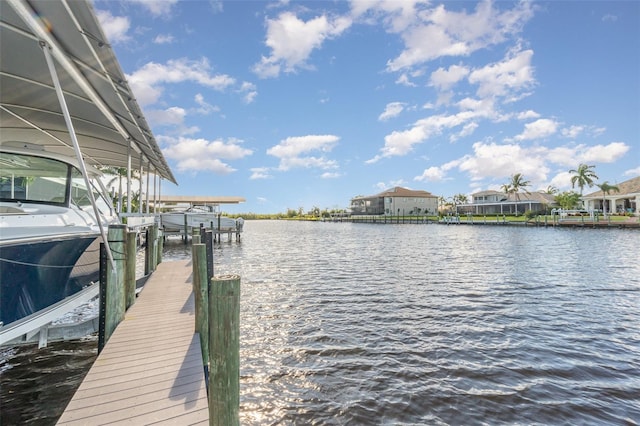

1,220,639,425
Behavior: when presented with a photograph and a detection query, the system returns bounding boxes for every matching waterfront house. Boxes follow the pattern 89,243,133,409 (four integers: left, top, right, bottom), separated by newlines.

581,176,640,215
460,190,556,215
350,187,438,216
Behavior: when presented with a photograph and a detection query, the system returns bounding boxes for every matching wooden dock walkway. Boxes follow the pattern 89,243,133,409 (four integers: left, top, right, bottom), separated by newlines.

57,260,209,425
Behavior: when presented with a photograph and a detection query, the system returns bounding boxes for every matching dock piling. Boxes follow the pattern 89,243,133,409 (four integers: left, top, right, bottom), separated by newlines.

208,274,241,426
192,243,210,371
99,224,127,352
125,230,137,309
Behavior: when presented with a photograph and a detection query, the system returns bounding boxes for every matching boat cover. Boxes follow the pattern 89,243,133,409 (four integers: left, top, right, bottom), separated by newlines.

0,0,176,184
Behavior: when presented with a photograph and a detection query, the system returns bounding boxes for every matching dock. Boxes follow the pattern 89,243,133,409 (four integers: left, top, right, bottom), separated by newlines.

56,260,209,425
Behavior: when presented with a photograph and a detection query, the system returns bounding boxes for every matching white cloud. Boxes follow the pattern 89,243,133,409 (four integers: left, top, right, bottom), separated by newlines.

153,34,175,44
368,106,493,163
458,141,550,182
250,167,272,180
450,122,479,142
374,179,407,191
624,166,640,176
414,166,446,182
546,142,629,167
161,136,253,174
238,82,258,104
429,64,469,91
371,0,534,72
378,102,406,121
420,140,631,192
517,110,540,120
193,94,219,115
579,142,630,163
267,135,340,171
395,73,417,87
414,158,461,182
95,10,130,44
548,171,574,191
468,48,535,100
127,58,235,106
277,156,338,171
561,124,606,139
146,106,187,127
129,0,178,18
514,118,558,141
253,12,352,78
321,172,341,179
267,135,339,157
561,125,585,139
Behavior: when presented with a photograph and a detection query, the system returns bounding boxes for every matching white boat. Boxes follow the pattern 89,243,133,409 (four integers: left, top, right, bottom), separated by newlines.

0,0,176,330
160,205,240,233
0,143,118,326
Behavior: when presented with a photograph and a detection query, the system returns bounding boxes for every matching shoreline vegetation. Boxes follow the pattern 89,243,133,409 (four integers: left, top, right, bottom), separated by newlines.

222,212,639,227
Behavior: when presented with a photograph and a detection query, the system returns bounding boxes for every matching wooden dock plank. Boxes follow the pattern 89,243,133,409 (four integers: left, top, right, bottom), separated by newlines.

57,260,208,425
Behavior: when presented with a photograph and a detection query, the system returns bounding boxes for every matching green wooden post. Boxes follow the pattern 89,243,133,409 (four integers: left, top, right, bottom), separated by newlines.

209,274,241,426
192,243,209,368
184,214,189,244
105,224,126,343
151,224,158,269
145,227,152,276
125,230,137,310
156,229,164,265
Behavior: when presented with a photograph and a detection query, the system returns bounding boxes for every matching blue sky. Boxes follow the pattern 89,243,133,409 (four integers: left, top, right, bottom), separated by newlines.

93,0,639,214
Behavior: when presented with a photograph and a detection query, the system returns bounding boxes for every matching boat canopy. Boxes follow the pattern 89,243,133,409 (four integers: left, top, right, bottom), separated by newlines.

0,0,176,184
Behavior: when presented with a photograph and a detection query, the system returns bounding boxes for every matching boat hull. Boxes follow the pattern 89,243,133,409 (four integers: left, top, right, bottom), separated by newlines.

0,234,101,326
160,213,237,232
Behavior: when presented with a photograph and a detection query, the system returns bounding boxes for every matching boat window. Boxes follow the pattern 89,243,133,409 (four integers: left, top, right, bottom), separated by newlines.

70,167,111,215
0,152,68,204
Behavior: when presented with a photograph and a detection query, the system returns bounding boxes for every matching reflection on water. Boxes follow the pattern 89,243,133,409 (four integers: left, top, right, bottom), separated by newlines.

0,337,97,425
1,221,639,425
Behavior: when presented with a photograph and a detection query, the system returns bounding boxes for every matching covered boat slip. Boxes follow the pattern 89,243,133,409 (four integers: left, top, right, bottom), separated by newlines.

0,0,176,185
0,0,174,339
154,195,246,240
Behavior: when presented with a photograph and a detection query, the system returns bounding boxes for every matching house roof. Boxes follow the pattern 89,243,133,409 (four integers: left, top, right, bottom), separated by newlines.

582,176,640,198
469,190,555,204
351,186,437,201
472,190,503,196
374,186,437,198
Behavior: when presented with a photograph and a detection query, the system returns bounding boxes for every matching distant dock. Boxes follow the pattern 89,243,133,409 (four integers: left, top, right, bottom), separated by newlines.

322,214,639,228
56,260,209,425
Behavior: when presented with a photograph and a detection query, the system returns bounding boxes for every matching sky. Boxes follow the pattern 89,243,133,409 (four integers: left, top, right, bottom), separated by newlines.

92,0,640,214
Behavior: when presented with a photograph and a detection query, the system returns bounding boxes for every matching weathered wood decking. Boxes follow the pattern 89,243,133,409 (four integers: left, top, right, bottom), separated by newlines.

57,260,208,425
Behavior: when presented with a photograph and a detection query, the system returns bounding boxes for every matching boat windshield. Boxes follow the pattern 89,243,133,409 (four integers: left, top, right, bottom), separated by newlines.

70,167,112,215
0,152,112,215
0,152,69,205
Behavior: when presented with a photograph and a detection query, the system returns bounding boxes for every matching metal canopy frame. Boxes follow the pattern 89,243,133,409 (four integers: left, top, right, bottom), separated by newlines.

0,0,176,184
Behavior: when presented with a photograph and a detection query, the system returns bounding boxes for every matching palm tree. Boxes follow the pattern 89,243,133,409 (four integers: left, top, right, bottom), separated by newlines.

569,164,598,195
452,193,468,215
505,173,531,215
595,181,620,217
438,196,447,215
544,185,558,195
555,191,581,210
100,166,141,213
